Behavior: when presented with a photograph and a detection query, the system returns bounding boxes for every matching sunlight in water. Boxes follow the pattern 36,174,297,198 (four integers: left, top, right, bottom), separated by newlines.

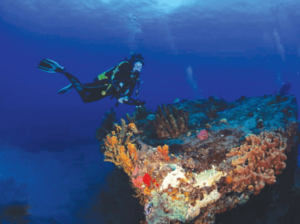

157,0,184,8
100,0,184,8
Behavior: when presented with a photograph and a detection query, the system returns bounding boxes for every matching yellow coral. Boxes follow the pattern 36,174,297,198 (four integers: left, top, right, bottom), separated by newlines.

119,151,134,174
111,136,118,148
157,145,169,156
163,145,169,153
157,144,170,161
128,123,138,133
104,135,119,149
128,143,138,161
105,135,112,147
103,121,139,176
171,195,179,201
115,125,122,132
104,151,114,158
119,145,126,153
143,187,152,195
183,192,190,198
206,124,212,129
124,133,133,145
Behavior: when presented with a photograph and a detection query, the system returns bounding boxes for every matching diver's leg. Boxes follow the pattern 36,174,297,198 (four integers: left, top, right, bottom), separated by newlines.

37,59,103,103
79,84,109,103
37,59,64,73
80,91,106,103
61,74,108,103
60,71,84,92
38,59,84,94
58,70,96,102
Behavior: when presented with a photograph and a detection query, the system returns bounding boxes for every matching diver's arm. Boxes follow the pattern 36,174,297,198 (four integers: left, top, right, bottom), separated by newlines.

124,77,140,98
113,94,145,107
126,84,136,97
135,80,141,97
122,97,146,106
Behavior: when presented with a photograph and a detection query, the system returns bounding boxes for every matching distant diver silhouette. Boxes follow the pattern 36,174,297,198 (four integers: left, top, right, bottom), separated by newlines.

279,81,291,95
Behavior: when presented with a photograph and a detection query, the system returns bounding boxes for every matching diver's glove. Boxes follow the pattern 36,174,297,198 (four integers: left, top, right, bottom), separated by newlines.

117,96,129,104
114,97,145,107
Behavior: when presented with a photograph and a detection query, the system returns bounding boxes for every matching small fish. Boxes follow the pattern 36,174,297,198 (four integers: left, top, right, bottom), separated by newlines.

174,98,180,103
147,114,156,121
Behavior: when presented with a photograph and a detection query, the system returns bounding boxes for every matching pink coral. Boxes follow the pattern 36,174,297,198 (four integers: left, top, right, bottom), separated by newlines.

197,129,208,140
132,176,143,189
133,166,139,176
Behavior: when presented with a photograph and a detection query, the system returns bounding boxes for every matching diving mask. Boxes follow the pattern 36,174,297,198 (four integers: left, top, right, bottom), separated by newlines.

133,61,143,73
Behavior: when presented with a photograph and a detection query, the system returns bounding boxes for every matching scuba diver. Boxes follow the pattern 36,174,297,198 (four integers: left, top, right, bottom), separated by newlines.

37,54,146,107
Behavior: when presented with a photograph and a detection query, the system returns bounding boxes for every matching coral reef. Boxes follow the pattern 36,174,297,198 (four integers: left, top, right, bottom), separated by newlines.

97,94,299,224
226,132,287,195
205,97,229,119
103,119,139,175
96,107,117,153
206,105,219,119
151,104,189,139
126,105,152,123
197,129,209,140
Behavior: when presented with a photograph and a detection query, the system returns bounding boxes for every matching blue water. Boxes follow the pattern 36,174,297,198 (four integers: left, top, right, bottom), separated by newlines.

1,0,300,223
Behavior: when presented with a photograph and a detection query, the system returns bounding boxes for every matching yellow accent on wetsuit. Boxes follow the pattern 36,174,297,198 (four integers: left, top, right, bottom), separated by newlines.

99,61,129,95
97,73,108,81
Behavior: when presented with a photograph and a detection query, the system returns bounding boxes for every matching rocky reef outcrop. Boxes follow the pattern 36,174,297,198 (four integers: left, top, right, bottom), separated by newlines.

96,94,299,224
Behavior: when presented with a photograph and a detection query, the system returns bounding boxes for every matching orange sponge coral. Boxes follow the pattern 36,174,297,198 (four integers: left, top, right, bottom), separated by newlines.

128,123,138,134
157,144,170,161
104,135,118,148
103,121,139,175
226,132,287,195
127,143,138,161
157,145,169,155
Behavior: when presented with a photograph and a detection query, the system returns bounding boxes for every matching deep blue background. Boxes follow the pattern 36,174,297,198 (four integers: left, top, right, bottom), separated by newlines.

1,0,300,222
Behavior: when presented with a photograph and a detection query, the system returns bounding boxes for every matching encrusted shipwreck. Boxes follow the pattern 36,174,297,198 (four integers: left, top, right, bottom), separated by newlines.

97,95,299,224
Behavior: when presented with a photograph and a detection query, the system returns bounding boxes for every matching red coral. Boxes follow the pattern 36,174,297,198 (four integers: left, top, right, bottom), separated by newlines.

143,173,152,187
142,173,159,188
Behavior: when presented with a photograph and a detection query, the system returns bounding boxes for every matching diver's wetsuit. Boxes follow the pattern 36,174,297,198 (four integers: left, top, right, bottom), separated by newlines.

60,61,143,105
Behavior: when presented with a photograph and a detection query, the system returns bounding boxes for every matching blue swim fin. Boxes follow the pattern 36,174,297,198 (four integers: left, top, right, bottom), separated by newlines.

57,83,73,94
38,59,64,73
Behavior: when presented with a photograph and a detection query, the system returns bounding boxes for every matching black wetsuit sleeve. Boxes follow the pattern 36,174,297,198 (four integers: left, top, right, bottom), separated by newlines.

126,80,137,97
135,80,140,97
123,98,146,106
